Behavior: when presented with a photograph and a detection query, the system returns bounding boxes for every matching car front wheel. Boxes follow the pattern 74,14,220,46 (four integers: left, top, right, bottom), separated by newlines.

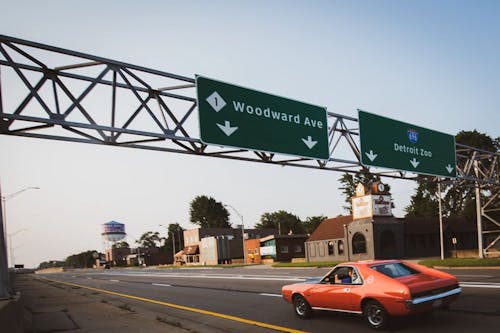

293,295,312,319
364,300,389,330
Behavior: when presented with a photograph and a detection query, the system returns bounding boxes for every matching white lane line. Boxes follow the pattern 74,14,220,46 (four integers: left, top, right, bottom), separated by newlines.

96,272,306,282
260,293,282,297
109,279,120,282
152,283,172,287
86,277,93,280
460,282,500,289
454,274,493,278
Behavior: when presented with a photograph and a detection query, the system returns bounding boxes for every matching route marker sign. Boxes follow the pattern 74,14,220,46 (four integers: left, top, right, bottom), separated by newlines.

358,110,457,178
196,76,329,160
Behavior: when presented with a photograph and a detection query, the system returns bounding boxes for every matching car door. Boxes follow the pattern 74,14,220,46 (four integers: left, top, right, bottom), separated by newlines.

307,266,363,312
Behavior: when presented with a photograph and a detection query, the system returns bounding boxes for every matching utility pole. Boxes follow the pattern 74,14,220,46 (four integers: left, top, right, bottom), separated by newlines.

438,181,445,260
0,182,10,298
474,160,484,258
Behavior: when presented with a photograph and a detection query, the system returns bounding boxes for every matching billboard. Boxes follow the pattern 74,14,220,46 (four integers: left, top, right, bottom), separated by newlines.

372,195,392,216
352,195,373,220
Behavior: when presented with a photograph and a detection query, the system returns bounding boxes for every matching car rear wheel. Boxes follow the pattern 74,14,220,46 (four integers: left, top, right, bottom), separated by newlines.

293,295,312,319
364,300,389,330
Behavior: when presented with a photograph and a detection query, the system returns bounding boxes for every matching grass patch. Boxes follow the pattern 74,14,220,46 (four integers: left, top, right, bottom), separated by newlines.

272,261,342,268
418,258,500,267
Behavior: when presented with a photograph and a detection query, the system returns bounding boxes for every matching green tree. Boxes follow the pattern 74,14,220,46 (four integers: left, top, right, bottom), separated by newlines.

404,175,439,218
303,215,327,234
338,170,388,213
112,241,130,249
161,223,184,253
189,195,231,228
38,260,64,269
136,231,161,248
256,210,305,234
65,250,98,268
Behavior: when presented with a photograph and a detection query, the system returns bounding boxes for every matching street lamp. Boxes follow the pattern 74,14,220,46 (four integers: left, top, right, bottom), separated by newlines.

224,204,246,264
1,186,39,266
8,228,27,268
0,185,39,298
2,186,40,239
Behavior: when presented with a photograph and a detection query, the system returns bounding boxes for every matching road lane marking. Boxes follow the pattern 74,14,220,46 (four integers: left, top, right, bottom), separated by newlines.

259,293,282,297
460,282,500,289
152,283,171,287
39,277,306,333
92,271,307,282
109,279,120,282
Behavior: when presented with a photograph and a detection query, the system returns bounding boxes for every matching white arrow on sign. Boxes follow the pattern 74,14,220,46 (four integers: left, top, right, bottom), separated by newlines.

446,164,454,174
410,158,420,168
217,121,238,136
302,136,318,149
365,150,378,162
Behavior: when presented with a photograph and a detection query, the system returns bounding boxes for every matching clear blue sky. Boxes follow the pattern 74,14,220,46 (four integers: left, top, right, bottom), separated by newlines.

1,1,498,268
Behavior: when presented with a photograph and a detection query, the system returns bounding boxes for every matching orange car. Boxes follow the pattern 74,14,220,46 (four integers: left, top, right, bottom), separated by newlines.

281,260,461,329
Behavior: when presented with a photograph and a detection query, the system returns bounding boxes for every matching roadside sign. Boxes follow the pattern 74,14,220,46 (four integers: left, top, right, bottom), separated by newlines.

359,110,456,178
196,76,329,160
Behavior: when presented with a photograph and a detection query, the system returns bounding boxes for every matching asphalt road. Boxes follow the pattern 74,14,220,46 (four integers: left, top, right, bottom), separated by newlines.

39,267,500,332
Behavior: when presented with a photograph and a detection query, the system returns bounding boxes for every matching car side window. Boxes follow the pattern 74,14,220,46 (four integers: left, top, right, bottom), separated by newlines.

322,266,363,285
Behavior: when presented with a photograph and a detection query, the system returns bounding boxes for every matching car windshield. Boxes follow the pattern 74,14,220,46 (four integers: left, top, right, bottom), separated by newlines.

371,262,420,278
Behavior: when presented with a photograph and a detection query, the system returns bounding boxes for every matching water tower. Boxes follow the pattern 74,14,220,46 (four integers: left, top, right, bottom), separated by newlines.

101,220,126,250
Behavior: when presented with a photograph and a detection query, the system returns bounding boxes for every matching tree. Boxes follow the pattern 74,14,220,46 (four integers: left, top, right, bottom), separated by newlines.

112,241,130,249
38,260,64,270
338,170,388,213
404,175,439,218
160,223,184,253
136,231,161,248
303,215,327,234
189,195,231,228
256,210,305,234
65,250,98,268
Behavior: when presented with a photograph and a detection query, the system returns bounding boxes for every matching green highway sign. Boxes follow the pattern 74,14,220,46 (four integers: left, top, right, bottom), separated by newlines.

359,110,457,178
196,76,329,160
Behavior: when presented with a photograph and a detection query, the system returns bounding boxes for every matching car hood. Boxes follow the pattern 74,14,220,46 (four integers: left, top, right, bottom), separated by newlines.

396,273,456,295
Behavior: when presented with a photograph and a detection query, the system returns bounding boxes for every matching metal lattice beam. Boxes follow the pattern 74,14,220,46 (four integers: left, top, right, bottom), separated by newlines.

1,35,498,186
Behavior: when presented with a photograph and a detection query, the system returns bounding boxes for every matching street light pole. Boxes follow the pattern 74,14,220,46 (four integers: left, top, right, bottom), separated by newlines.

9,229,28,268
0,185,39,298
2,186,40,244
224,204,246,264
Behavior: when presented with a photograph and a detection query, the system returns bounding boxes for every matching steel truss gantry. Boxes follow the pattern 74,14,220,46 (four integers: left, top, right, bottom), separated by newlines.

0,35,498,256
